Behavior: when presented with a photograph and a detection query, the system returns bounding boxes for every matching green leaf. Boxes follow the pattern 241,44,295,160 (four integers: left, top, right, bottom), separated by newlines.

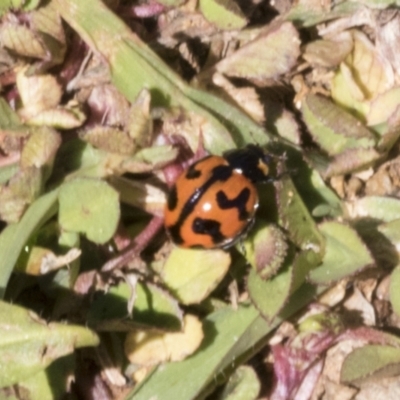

129,282,319,400
276,175,325,257
0,167,43,223
0,189,59,298
0,97,22,128
217,366,260,400
216,22,300,80
88,281,183,331
284,1,361,28
199,0,247,30
302,94,376,156
389,266,400,318
1,355,75,400
309,221,374,285
58,178,120,244
341,345,400,384
247,260,293,321
243,222,287,280
161,247,231,305
0,301,99,388
347,196,400,222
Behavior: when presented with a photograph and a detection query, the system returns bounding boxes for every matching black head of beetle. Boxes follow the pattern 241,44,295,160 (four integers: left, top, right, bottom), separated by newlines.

223,144,276,183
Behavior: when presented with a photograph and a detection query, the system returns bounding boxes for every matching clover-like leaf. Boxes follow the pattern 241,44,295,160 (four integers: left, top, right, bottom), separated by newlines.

0,301,99,388
247,258,293,321
58,178,120,244
309,221,374,285
161,247,231,305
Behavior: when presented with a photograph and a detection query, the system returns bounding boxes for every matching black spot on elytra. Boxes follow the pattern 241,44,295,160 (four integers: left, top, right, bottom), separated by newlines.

175,164,233,225
212,164,232,181
192,217,225,244
167,223,185,245
185,164,202,179
167,185,178,211
216,188,251,220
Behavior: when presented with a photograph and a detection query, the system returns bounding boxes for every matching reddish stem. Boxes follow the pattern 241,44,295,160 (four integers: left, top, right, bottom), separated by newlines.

101,216,164,272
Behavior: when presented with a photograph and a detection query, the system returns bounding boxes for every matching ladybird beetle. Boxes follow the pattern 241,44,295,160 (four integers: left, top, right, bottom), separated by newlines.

164,145,275,249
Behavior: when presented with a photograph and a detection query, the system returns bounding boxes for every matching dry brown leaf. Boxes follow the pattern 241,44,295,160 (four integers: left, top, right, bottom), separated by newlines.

17,67,62,120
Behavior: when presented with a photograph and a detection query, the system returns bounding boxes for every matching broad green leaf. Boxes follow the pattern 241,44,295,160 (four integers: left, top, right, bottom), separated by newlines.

199,0,247,30
161,247,231,305
0,189,59,298
217,366,260,400
276,175,325,257
0,301,98,388
88,281,183,331
341,345,400,384
0,355,75,400
291,250,321,293
247,261,293,321
58,178,120,244
309,221,374,285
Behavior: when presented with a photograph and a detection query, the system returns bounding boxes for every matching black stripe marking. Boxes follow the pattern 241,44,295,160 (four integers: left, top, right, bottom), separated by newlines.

192,217,225,244
167,185,178,211
216,187,251,221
